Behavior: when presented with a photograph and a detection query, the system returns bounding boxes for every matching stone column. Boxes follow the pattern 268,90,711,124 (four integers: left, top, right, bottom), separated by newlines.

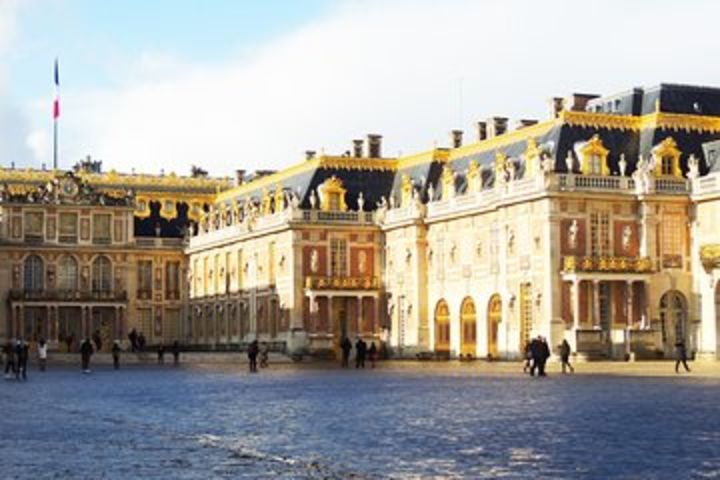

81,307,87,339
326,295,334,335
356,295,363,336
626,281,634,327
572,279,581,329
642,280,651,329
592,280,600,328
308,294,317,333
18,305,25,340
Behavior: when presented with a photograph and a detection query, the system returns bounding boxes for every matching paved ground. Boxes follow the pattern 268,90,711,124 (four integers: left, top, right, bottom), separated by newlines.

1,360,719,479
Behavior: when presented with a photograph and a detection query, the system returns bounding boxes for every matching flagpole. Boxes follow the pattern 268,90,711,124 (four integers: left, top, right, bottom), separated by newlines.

53,58,59,170
53,113,58,170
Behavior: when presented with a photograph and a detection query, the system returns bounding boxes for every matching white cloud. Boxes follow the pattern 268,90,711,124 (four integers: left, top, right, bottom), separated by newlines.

19,0,720,175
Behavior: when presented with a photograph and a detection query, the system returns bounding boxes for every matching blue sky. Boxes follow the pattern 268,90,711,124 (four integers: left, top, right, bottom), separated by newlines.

1,0,719,175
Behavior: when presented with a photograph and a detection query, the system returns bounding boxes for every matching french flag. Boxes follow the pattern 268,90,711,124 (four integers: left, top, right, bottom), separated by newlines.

53,58,60,119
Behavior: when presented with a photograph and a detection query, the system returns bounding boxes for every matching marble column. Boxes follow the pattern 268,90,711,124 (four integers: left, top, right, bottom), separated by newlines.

592,280,600,328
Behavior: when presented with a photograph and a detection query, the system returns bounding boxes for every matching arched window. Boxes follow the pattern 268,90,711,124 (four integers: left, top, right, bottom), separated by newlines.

57,255,79,291
24,255,44,292
92,256,112,293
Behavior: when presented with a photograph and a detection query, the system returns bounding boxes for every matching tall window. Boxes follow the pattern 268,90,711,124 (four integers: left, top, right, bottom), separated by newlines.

589,155,603,175
92,256,112,293
519,283,533,348
590,211,610,256
24,255,44,291
24,211,44,242
662,215,684,268
329,193,340,211
92,214,112,244
59,213,78,244
166,261,180,300
138,260,153,298
330,238,347,277
57,255,78,291
661,156,674,176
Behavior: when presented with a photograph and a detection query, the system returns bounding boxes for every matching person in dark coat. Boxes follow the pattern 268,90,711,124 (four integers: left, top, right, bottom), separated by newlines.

111,341,121,370
157,345,165,365
17,340,29,381
675,339,691,373
128,329,138,352
171,341,180,366
559,339,574,374
537,337,551,377
355,338,367,369
92,330,103,352
137,332,146,353
522,341,532,373
340,337,352,368
368,342,378,369
247,340,259,373
80,338,94,373
3,341,16,379
528,337,541,376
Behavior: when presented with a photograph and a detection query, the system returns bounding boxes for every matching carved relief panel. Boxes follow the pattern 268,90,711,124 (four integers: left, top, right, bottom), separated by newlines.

560,218,586,256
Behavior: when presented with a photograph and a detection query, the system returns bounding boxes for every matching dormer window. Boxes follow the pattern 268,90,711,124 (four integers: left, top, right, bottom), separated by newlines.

588,154,603,175
576,134,610,176
652,137,682,178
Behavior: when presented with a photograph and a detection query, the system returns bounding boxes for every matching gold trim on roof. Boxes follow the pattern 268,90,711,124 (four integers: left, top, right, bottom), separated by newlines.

449,119,556,160
318,175,348,212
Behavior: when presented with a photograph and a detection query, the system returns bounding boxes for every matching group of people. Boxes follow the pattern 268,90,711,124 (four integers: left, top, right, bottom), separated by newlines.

246,340,269,372
523,335,574,377
340,337,378,369
127,329,147,353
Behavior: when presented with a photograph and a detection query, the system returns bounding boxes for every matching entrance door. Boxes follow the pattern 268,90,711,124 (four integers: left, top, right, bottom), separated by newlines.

434,300,450,354
91,307,115,352
460,297,477,359
660,290,687,354
333,297,348,352
23,307,47,342
58,307,82,352
487,294,502,359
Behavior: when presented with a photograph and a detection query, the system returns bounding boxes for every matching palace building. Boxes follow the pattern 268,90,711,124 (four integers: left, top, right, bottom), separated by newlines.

4,83,720,360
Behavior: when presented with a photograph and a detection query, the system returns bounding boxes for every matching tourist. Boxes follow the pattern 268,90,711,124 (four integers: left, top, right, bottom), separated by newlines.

368,342,378,368
675,339,691,373
137,332,146,352
559,339,574,374
355,337,367,369
157,344,165,365
522,341,532,373
3,340,16,379
340,337,352,368
247,340,259,373
128,328,139,352
171,341,180,366
80,338,94,373
38,338,48,372
112,341,121,370
528,337,541,376
259,342,269,368
538,337,550,377
17,340,28,381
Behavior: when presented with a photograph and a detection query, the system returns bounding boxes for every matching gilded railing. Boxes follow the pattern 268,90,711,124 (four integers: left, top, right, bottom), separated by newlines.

304,276,379,290
700,244,720,269
562,256,653,273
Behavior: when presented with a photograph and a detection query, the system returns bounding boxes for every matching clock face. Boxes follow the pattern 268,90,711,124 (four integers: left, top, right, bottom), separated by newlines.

61,178,79,197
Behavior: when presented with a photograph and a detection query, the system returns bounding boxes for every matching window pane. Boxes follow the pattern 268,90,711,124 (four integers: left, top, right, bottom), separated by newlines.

92,214,111,244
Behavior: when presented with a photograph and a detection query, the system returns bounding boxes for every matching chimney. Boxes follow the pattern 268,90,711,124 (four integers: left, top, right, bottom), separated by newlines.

234,169,245,187
565,93,599,112
549,97,564,118
450,130,463,148
367,134,382,158
477,121,487,141
352,139,364,158
486,117,508,139
515,119,538,130
305,150,316,161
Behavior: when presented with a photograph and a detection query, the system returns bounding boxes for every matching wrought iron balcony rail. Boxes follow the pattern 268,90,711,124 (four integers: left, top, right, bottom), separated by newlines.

9,289,129,302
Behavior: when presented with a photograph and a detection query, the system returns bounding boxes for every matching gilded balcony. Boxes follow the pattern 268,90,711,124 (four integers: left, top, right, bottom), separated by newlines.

304,276,379,290
562,256,653,274
700,244,720,269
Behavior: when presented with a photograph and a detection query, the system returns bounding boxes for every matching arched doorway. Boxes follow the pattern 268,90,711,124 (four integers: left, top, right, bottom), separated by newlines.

660,290,688,355
487,294,502,359
434,300,450,355
460,297,477,359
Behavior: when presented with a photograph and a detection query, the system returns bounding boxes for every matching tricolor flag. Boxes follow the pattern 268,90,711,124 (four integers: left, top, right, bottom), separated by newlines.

53,58,60,119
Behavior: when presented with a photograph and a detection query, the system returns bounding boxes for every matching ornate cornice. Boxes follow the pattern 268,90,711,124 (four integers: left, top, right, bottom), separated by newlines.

449,120,556,160
562,111,720,133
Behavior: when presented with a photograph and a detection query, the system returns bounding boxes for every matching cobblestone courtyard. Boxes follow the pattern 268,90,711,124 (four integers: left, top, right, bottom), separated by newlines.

2,361,720,479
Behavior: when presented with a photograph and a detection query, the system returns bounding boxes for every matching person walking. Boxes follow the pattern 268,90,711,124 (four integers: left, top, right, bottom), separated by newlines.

3,340,16,379
559,339,574,374
137,332,146,353
171,341,180,366
128,329,138,352
247,340,259,373
675,339,691,373
37,338,48,372
368,342,378,369
80,338,94,373
92,330,103,353
355,337,367,369
528,337,541,376
259,342,269,368
538,337,551,377
17,340,29,381
157,345,165,365
522,341,532,373
340,337,352,368
111,341,121,370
